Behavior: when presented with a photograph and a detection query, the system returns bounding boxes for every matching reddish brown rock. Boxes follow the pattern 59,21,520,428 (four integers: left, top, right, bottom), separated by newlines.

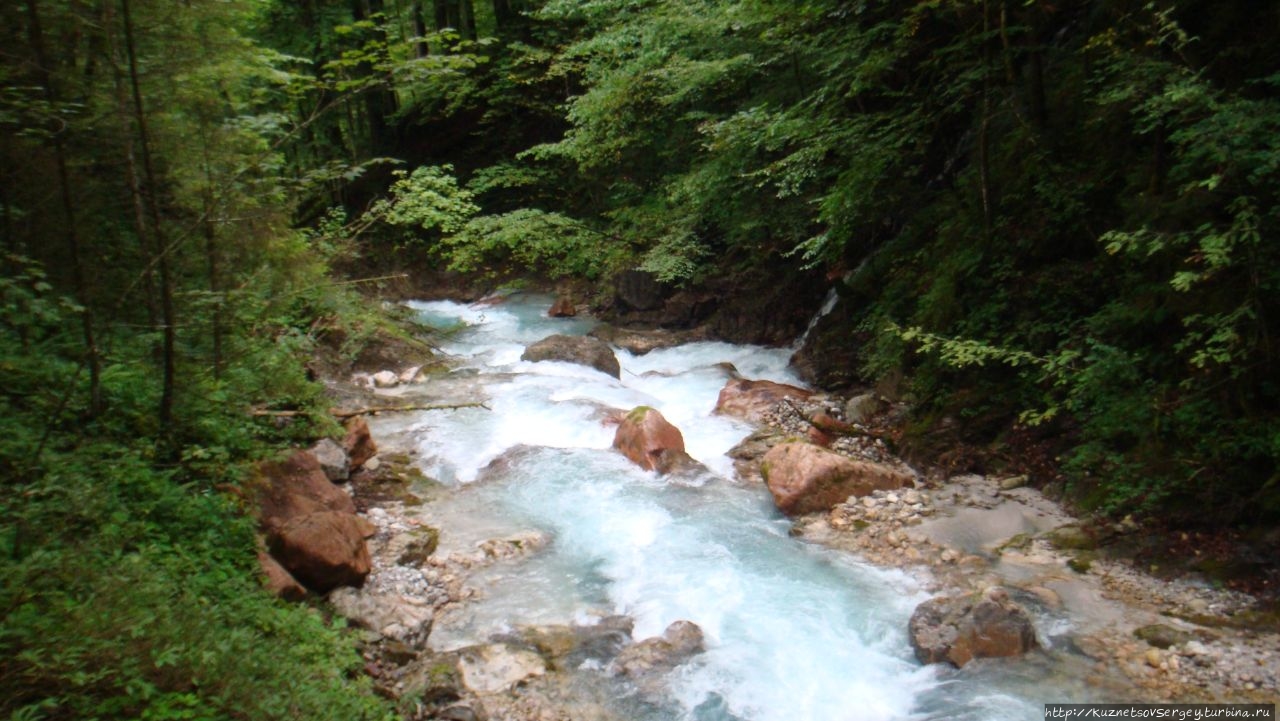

909,587,1039,667
548,296,577,317
258,550,307,601
255,450,356,533
806,426,834,447
342,417,378,470
808,412,852,435
713,378,813,424
269,511,373,592
761,442,912,515
613,406,696,474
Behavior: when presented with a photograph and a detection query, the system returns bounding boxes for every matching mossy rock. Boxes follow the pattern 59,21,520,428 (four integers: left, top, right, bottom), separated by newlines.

1044,524,1095,551
996,533,1033,556
1134,624,1193,649
1067,553,1095,573
398,527,441,566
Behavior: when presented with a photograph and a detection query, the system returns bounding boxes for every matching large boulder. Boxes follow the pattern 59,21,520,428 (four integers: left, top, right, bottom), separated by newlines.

908,587,1039,667
761,442,912,515
613,406,696,474
521,334,621,379
714,378,814,424
255,450,356,532
612,620,705,677
615,269,671,312
342,416,378,470
268,511,375,592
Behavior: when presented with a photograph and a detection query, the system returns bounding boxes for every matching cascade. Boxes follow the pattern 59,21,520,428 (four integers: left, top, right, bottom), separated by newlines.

365,293,1086,721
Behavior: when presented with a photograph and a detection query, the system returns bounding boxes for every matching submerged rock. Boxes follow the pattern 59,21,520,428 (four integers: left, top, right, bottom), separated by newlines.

613,406,698,474
714,378,814,424
908,587,1039,667
612,620,705,677
372,370,400,388
521,334,621,378
762,442,913,515
503,616,635,670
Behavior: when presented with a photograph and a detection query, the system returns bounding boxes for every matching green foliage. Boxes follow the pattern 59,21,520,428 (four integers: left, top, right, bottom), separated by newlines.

443,208,624,279
371,165,481,239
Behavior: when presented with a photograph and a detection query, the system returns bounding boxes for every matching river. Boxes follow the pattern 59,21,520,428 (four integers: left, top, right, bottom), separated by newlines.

366,293,1098,721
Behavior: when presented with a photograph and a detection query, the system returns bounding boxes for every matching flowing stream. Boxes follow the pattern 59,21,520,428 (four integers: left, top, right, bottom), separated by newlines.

368,293,1098,721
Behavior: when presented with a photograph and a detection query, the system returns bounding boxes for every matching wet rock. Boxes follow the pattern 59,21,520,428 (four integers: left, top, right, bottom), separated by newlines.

456,643,548,694
476,531,548,561
548,296,577,317
613,620,705,677
257,550,307,601
615,269,670,312
762,442,913,516
1044,524,1094,550
908,587,1039,667
436,704,484,721
399,654,465,705
507,616,635,670
254,450,356,533
310,438,350,482
844,393,888,425
521,334,621,378
727,428,787,463
342,416,378,471
397,527,441,566
588,324,700,355
714,378,813,424
1135,624,1194,650
330,587,433,644
998,475,1028,490
268,511,374,592
372,370,400,388
613,406,697,474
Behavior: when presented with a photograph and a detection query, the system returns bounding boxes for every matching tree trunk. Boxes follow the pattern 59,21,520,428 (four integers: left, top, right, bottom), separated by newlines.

411,1,430,57
460,0,477,40
120,0,177,427
25,0,102,418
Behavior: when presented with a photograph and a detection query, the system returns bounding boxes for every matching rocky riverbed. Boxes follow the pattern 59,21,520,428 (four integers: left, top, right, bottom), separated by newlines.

299,309,1278,719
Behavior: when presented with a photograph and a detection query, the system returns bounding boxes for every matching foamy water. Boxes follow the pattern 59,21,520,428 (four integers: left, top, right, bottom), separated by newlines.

368,294,1085,721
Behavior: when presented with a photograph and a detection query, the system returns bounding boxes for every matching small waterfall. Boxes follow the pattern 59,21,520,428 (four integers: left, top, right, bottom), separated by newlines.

794,287,839,349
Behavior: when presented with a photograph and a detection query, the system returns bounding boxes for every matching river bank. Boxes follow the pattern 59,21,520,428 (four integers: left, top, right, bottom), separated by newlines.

316,292,1278,720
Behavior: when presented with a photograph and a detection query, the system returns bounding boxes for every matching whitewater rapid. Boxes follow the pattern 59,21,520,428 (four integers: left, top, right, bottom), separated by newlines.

367,294,1060,721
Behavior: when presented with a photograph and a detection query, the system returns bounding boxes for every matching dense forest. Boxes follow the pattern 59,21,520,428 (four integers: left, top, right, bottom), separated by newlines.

2,0,1277,718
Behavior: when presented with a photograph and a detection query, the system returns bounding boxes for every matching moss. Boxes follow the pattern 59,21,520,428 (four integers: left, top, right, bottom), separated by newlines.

626,406,654,423
1067,553,1095,573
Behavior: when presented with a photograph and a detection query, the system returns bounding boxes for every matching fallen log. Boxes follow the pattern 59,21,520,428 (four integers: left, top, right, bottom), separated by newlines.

251,402,489,420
